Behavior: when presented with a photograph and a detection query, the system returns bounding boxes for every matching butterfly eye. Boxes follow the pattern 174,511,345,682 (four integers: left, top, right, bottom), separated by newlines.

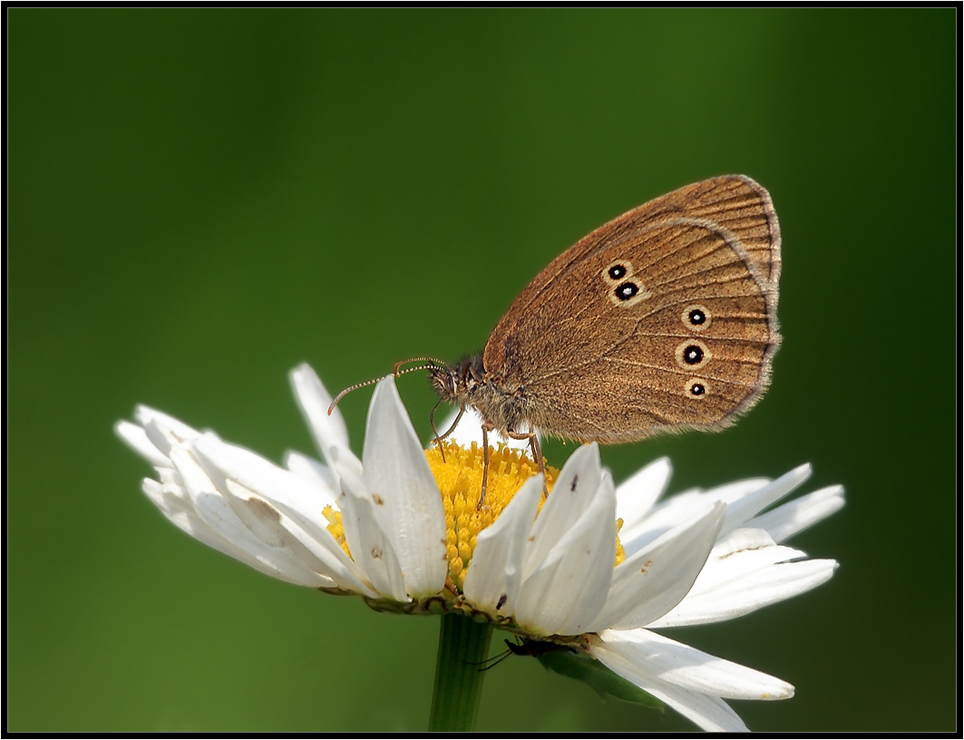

682,304,711,331
676,340,711,369
686,379,708,397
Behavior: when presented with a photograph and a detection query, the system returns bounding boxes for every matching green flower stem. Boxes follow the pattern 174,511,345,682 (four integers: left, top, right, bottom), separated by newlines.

428,613,494,731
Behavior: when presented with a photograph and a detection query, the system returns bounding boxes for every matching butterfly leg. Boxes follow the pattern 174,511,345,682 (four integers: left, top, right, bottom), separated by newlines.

478,423,493,510
430,401,466,463
529,435,549,499
506,430,548,499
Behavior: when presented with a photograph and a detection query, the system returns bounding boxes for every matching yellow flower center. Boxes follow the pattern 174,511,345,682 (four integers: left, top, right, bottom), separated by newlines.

427,440,559,589
323,440,625,599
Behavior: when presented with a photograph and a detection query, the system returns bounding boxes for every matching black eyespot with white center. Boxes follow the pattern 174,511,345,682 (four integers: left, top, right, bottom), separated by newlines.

681,304,711,331
683,345,703,365
675,339,710,369
686,378,708,397
615,281,639,301
603,261,634,284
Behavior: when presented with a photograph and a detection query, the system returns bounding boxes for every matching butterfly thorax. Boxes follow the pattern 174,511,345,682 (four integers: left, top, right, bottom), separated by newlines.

429,354,532,436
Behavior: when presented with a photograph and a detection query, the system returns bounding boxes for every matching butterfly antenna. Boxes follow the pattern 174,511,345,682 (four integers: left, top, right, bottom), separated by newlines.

393,357,446,375
328,377,382,415
328,357,448,415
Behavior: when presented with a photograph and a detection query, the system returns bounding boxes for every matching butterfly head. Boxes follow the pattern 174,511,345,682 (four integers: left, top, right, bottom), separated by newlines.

428,354,484,407
429,354,534,440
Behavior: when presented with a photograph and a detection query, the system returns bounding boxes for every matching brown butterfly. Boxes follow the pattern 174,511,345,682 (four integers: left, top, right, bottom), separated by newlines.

336,176,780,505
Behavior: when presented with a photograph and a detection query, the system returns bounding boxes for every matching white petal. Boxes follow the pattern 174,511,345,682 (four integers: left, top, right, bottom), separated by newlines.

702,477,773,504
595,629,794,700
167,443,220,507
514,471,616,636
620,478,768,557
326,457,366,574
462,474,543,614
143,478,228,553
284,451,340,496
149,479,333,588
648,538,839,629
521,444,602,581
193,435,339,520
135,405,204,444
146,479,333,588
746,485,845,543
167,445,333,587
116,420,171,467
718,464,812,539
713,528,814,570
363,377,447,598
141,418,189,459
615,457,672,537
230,482,374,595
193,441,376,595
192,490,332,587
289,364,357,476
588,502,725,632
222,482,358,583
591,636,749,732
337,469,409,602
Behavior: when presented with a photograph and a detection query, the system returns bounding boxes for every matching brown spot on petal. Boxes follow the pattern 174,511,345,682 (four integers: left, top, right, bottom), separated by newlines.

371,546,382,560
372,493,385,506
720,544,769,559
248,498,281,522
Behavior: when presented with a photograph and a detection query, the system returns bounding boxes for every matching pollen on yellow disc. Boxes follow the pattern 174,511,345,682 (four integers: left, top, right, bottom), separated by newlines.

324,505,352,558
426,440,560,590
614,517,626,567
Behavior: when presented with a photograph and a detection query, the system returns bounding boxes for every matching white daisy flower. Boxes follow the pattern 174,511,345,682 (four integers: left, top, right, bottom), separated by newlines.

116,363,843,732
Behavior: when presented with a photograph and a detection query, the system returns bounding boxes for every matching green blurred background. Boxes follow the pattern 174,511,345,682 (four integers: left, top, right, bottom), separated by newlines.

8,8,956,732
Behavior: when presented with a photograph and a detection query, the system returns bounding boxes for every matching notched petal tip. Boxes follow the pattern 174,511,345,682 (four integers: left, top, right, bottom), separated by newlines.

289,363,352,465
116,420,171,467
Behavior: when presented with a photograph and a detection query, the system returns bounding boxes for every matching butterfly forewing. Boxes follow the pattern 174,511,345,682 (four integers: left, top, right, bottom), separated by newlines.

482,176,780,443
